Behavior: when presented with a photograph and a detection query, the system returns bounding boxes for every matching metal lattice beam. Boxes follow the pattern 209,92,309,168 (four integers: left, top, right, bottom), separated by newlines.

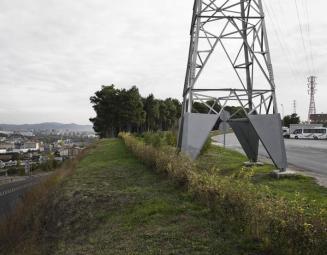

178,0,288,171
181,0,277,115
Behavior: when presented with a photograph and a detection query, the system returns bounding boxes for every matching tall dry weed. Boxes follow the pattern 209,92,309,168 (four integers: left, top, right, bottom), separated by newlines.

120,132,327,255
0,143,97,255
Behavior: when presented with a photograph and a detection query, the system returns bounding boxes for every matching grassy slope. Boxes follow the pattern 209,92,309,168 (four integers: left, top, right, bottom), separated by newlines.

197,145,327,209
41,139,257,255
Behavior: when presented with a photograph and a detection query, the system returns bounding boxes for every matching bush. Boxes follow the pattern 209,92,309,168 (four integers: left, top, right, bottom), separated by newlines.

119,132,327,255
165,131,177,147
143,131,177,148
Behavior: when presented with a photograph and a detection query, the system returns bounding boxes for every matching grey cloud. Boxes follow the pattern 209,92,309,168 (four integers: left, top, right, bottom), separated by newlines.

0,0,326,124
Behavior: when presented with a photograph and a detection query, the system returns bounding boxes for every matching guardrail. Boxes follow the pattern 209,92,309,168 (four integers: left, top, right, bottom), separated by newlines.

0,169,8,176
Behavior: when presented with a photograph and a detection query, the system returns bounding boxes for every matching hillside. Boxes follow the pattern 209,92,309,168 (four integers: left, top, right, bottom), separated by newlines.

0,122,93,132
3,139,258,255
43,139,259,254
2,137,326,254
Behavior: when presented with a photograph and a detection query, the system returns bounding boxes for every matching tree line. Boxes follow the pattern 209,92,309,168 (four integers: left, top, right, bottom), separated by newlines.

90,85,182,138
282,113,300,127
90,85,249,138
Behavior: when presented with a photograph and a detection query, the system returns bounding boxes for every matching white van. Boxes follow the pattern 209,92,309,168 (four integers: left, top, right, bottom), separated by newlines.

290,128,327,140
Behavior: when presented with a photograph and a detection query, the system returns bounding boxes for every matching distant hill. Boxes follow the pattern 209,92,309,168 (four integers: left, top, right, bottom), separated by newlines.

0,122,94,132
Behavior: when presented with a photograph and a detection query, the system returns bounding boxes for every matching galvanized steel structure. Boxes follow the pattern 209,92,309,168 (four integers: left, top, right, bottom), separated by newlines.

178,0,288,171
307,76,317,123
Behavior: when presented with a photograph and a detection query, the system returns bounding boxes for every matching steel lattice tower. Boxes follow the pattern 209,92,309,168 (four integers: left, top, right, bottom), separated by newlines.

293,100,297,115
178,0,288,171
307,76,317,122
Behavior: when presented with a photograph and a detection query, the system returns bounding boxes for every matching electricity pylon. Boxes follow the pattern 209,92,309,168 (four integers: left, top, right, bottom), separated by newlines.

307,76,317,123
178,0,287,171
293,100,297,115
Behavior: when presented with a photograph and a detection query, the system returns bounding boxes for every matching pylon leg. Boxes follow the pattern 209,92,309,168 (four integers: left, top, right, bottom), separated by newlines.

229,119,259,163
180,113,218,159
249,114,288,171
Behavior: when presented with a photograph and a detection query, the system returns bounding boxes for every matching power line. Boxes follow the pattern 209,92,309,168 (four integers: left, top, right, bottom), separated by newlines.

303,0,317,75
263,2,301,85
294,0,311,75
267,1,300,76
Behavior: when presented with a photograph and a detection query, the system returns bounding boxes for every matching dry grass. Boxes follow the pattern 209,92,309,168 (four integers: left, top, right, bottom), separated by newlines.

120,132,327,255
0,143,97,255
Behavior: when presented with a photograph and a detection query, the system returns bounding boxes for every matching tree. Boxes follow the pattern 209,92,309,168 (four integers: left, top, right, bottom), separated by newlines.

158,100,168,130
90,85,119,138
90,85,182,136
193,102,209,113
90,85,145,137
144,94,160,131
163,98,181,131
283,113,300,127
118,86,145,132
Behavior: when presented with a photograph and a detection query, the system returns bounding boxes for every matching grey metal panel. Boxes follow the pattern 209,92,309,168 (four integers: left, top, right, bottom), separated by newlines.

229,119,259,162
249,114,288,170
181,113,219,159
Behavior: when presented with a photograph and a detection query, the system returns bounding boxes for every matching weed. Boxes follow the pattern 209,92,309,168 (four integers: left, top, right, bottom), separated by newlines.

120,132,327,255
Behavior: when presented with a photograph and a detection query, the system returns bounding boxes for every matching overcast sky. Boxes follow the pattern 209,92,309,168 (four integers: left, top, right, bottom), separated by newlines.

0,0,326,124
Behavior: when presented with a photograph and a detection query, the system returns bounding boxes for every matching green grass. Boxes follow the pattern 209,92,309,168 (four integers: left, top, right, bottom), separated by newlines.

39,139,262,255
197,144,327,210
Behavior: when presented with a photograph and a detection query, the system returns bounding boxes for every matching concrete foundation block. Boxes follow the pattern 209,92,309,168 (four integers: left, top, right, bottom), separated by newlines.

271,169,297,179
244,161,264,167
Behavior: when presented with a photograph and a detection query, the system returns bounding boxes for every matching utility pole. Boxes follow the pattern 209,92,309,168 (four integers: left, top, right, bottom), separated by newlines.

307,76,317,123
293,100,297,115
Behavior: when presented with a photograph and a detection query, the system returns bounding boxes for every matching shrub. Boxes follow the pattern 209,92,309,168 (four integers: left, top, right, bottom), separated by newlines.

165,131,177,147
144,132,165,148
119,132,327,255
143,131,177,148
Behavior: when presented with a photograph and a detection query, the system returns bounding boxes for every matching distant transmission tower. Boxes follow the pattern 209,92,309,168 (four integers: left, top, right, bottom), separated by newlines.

293,100,297,114
178,0,287,171
307,76,317,122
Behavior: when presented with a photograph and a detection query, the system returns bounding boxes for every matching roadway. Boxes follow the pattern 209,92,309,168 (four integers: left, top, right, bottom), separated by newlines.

212,134,327,186
0,174,49,219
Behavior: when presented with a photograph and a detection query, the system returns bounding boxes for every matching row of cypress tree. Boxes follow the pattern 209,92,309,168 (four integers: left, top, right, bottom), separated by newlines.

90,85,247,138
89,85,182,138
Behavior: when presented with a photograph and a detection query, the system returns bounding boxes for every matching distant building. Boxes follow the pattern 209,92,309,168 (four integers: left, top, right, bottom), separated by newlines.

23,142,40,151
0,143,15,150
59,148,69,157
18,131,35,137
59,147,82,159
0,154,12,161
0,131,13,136
310,114,327,125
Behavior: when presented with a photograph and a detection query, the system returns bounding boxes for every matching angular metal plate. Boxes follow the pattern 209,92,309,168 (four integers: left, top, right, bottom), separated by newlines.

229,119,259,162
181,113,219,159
249,114,288,170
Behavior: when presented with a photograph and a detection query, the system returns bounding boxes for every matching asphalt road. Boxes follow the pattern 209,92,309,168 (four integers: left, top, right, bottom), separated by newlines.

213,134,327,185
0,174,48,220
